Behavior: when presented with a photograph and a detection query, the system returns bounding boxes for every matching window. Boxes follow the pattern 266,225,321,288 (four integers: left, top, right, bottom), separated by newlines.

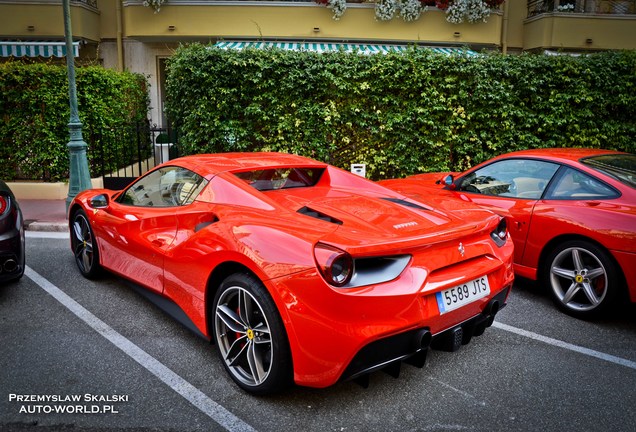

118,166,207,207
580,154,636,190
459,159,559,199
545,167,618,200
234,167,324,191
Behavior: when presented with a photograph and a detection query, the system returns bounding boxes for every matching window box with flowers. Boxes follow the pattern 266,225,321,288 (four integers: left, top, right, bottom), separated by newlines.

317,0,505,24
143,0,166,13
374,0,426,21
315,0,348,20
443,0,506,24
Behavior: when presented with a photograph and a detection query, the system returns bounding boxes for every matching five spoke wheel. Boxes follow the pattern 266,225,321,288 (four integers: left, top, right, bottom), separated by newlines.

545,240,618,318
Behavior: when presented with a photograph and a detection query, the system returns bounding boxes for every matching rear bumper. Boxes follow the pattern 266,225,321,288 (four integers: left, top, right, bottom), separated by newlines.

339,285,511,385
269,232,515,388
0,224,25,282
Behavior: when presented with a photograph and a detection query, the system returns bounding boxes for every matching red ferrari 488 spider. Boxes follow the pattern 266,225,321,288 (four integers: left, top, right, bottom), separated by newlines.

69,153,513,394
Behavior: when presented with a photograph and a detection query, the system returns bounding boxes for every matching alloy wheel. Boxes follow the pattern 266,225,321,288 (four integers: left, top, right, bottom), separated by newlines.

549,246,608,313
72,212,95,275
215,286,273,387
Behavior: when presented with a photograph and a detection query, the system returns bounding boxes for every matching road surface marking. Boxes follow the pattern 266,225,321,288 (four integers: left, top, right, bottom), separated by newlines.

493,321,636,370
25,266,256,432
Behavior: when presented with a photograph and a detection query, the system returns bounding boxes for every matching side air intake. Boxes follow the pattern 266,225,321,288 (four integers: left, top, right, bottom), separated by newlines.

297,207,343,225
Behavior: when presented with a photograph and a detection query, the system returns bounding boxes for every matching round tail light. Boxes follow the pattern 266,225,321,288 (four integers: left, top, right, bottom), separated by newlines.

314,243,354,287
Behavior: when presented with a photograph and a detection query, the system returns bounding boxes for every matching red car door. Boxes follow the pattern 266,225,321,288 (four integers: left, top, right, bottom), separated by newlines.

459,193,537,265
91,166,206,292
92,201,177,293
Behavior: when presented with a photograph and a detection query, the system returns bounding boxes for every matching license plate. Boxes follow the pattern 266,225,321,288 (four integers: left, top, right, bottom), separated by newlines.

436,276,491,314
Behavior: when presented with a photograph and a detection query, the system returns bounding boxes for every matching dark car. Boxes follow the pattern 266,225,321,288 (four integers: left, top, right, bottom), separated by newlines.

0,180,25,283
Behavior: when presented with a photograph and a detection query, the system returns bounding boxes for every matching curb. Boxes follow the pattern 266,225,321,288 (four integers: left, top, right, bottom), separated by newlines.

25,222,69,232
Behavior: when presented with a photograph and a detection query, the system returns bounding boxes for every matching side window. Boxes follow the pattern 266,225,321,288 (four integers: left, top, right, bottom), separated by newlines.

545,167,618,200
118,166,207,207
459,159,559,199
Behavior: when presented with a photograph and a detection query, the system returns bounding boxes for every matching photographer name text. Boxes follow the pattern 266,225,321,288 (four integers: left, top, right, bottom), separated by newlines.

8,393,128,415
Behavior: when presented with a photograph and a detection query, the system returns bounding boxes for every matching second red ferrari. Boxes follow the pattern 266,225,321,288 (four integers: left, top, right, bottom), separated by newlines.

381,148,636,319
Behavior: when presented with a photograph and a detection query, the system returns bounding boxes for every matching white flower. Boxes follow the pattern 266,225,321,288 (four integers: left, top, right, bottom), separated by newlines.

143,0,166,13
375,0,399,21
556,3,575,12
446,0,491,24
328,0,347,20
400,0,425,22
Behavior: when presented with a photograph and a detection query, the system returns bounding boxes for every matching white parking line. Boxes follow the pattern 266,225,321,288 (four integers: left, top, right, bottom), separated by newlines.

25,266,256,432
493,321,636,370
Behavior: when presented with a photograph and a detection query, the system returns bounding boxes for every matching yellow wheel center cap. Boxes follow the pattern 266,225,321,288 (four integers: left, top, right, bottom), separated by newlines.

575,275,584,283
246,328,254,340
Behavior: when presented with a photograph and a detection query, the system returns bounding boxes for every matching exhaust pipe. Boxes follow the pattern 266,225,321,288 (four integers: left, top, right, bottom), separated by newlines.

414,329,432,351
484,300,500,327
3,258,17,273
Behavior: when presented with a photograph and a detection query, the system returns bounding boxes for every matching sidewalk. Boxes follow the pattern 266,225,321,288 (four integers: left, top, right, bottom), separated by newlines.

19,199,69,232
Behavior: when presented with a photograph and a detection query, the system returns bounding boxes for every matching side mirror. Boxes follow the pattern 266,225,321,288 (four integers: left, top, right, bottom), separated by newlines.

443,175,456,190
89,194,109,209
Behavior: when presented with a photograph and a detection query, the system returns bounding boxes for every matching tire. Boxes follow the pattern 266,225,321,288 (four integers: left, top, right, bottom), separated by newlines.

70,209,102,279
543,240,620,319
212,273,292,395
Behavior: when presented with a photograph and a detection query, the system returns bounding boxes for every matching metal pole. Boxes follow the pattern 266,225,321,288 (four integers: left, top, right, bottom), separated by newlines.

63,0,92,212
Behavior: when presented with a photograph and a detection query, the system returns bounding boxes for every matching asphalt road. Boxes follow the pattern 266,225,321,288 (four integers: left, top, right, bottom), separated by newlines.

1,232,635,432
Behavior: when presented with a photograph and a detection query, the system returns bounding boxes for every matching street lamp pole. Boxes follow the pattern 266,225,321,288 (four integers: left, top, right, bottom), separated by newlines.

63,0,92,211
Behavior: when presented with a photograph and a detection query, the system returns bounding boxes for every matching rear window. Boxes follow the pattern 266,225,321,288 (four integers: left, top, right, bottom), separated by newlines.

581,154,636,189
234,167,325,191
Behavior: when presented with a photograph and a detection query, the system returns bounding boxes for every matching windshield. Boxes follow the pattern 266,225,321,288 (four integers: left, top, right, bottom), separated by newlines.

580,154,636,189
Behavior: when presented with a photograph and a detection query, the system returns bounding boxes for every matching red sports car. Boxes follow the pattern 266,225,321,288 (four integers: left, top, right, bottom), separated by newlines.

381,148,636,319
69,153,513,394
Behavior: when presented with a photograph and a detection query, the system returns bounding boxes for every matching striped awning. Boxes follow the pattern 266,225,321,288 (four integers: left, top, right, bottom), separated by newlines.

215,41,476,56
0,41,80,58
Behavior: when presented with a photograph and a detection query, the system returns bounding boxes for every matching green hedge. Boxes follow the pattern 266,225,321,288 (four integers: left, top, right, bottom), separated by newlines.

165,45,636,179
0,62,149,182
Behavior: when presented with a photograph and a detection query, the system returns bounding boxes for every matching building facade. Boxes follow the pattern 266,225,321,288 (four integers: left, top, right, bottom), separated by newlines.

1,0,635,126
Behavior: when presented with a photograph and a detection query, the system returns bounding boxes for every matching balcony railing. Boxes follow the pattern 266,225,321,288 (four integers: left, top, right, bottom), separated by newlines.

528,0,635,16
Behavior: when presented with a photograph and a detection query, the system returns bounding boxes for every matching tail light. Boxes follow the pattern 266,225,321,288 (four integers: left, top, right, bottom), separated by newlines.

490,217,508,247
314,243,354,287
0,195,8,215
